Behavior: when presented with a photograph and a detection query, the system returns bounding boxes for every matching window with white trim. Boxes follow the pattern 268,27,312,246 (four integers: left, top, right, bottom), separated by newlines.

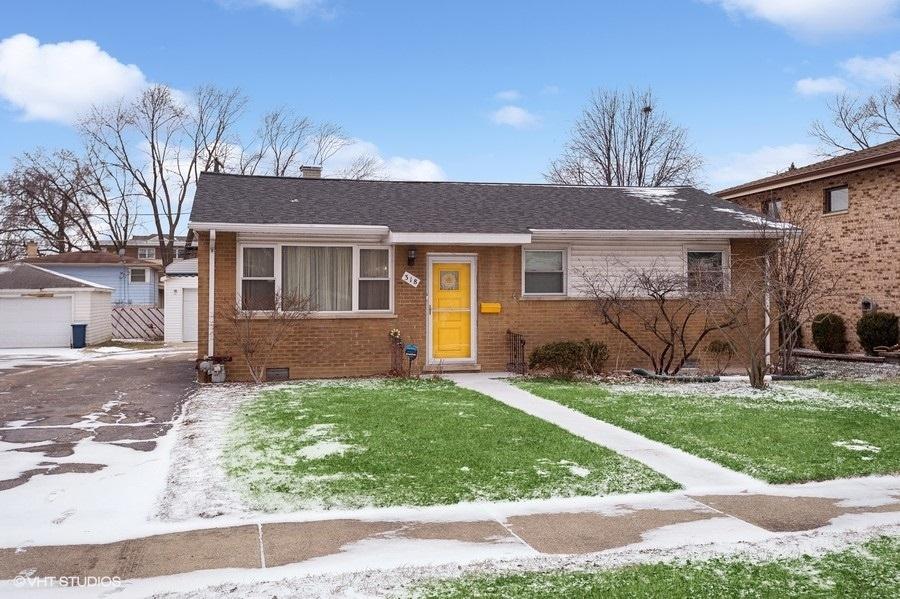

241,247,276,310
239,244,393,313
138,247,156,259
358,248,390,310
687,251,725,292
523,249,566,295
129,268,147,283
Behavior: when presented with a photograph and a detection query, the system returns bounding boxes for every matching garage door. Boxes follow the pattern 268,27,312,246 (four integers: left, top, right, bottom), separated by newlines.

181,288,198,342
0,296,72,348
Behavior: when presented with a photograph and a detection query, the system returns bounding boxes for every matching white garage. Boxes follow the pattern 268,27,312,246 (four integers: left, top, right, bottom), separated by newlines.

163,259,198,344
0,263,113,348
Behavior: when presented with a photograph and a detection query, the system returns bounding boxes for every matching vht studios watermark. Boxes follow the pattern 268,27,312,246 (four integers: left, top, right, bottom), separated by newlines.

14,574,122,588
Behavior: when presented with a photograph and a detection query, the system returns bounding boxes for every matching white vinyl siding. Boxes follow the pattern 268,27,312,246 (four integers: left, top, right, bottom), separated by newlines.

559,239,731,297
164,276,198,344
0,289,112,348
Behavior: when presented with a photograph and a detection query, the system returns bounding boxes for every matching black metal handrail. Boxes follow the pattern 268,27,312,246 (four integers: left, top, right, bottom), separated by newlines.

506,329,527,374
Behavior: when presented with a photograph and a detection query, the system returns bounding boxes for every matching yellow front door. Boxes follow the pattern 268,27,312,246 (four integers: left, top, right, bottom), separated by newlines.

431,262,472,359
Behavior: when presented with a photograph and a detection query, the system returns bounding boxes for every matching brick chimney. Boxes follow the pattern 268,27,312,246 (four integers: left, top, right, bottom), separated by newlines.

24,240,39,258
300,165,322,179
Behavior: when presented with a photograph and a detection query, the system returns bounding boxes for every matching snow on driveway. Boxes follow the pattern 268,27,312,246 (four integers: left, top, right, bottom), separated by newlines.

0,345,194,373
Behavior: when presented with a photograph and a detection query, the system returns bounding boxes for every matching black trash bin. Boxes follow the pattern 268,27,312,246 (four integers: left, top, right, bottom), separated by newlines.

71,323,87,348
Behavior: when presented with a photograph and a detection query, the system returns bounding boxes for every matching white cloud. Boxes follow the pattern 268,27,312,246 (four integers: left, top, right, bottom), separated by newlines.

217,0,332,17
706,143,818,190
706,0,900,36
794,76,848,96
494,89,521,101
326,139,446,181
541,85,561,95
0,33,149,123
841,50,900,82
490,105,539,129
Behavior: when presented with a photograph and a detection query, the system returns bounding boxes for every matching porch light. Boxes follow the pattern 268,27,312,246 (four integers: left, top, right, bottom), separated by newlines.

407,247,417,266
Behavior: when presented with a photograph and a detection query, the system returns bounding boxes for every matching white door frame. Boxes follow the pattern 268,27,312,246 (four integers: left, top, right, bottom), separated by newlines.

425,254,477,365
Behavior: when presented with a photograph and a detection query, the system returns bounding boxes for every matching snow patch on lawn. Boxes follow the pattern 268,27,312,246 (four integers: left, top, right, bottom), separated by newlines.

298,440,353,460
600,380,898,417
832,439,880,453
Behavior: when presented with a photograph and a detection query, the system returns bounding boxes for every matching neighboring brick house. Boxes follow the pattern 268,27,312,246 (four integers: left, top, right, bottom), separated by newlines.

99,234,197,264
717,139,900,353
190,171,777,381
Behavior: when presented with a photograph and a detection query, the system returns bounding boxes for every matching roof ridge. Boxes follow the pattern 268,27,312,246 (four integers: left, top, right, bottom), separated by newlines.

199,171,692,189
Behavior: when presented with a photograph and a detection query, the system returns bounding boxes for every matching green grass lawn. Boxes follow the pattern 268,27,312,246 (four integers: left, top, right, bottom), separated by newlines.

221,379,677,510
413,536,900,598
515,379,900,484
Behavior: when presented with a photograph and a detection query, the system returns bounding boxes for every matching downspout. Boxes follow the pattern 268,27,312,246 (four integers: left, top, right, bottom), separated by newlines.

764,253,771,367
207,230,216,358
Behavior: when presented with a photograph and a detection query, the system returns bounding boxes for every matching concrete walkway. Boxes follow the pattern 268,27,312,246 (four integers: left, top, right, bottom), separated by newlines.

449,373,761,490
2,476,899,592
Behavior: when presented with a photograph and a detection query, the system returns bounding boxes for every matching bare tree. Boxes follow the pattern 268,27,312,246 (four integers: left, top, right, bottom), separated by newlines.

811,84,900,156
1,150,103,253
80,84,246,265
229,109,354,177
547,87,703,186
577,259,737,375
332,154,383,180
217,292,312,383
705,205,843,388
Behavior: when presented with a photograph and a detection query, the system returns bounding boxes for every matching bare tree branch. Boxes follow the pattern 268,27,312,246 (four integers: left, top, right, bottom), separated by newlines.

547,87,703,186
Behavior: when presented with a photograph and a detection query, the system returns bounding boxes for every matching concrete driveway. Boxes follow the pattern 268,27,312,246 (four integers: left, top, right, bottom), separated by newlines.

0,351,196,491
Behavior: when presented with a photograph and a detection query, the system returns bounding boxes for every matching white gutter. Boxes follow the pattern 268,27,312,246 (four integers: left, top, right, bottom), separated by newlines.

189,222,390,237
529,229,788,239
207,229,216,358
388,232,532,245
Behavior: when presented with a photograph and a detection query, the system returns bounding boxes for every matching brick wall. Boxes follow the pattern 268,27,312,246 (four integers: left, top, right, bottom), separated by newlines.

728,162,900,352
197,232,767,380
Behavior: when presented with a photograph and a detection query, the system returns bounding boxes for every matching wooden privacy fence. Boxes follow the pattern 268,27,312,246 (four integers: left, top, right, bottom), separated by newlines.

112,305,164,340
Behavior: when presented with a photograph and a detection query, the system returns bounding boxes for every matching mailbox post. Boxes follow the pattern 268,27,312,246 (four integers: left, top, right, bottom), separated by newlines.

404,343,418,376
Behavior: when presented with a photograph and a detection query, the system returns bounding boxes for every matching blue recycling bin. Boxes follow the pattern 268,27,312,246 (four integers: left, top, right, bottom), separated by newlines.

71,323,87,348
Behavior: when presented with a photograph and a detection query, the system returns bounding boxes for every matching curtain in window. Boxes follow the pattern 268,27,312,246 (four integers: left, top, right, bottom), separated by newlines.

282,246,352,311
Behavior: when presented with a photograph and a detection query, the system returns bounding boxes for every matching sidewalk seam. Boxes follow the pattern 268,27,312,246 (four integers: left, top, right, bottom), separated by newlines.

257,523,266,568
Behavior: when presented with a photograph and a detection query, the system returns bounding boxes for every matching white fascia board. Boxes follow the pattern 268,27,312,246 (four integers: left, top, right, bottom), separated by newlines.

529,229,789,240
25,263,115,290
0,288,113,294
189,222,391,238
388,232,533,245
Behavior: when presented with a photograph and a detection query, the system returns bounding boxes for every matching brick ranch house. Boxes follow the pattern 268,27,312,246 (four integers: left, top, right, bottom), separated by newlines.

717,138,900,353
190,170,778,381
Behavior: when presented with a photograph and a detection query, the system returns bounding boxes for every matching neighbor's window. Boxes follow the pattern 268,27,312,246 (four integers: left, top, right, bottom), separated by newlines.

138,247,156,259
687,251,725,292
241,247,276,310
174,247,185,259
129,268,147,283
824,186,849,213
524,249,566,294
281,246,352,311
358,248,390,310
763,199,782,219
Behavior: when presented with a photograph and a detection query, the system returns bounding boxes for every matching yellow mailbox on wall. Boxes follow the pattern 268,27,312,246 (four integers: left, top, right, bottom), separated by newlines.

480,302,501,314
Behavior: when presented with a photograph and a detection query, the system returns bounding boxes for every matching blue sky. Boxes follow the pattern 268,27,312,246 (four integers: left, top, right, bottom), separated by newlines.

2,0,900,195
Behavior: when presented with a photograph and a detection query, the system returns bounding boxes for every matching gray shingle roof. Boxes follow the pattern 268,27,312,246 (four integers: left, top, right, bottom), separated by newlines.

190,173,776,234
0,262,104,290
